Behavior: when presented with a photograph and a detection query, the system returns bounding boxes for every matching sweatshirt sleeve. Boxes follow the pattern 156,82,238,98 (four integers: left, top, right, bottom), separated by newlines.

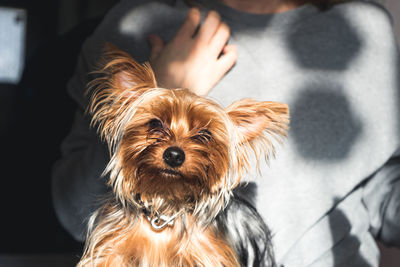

362,149,400,247
52,107,110,242
51,30,111,241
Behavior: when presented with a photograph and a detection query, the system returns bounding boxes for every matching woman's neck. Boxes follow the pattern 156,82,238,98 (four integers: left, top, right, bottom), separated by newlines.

219,0,307,14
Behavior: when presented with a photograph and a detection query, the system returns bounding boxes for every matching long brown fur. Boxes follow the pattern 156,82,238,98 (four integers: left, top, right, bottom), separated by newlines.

81,201,239,267
79,45,289,266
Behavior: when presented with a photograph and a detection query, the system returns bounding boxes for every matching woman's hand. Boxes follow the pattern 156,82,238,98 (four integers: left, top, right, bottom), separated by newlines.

148,8,237,96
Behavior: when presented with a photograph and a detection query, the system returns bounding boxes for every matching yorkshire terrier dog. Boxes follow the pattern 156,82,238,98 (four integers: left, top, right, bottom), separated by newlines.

78,45,289,267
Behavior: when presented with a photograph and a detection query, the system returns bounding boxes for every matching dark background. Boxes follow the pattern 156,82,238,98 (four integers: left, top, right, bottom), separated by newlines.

0,0,117,256
0,0,399,266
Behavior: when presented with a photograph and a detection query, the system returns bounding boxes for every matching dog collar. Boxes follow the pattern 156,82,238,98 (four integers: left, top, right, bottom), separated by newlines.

145,210,180,230
135,194,182,230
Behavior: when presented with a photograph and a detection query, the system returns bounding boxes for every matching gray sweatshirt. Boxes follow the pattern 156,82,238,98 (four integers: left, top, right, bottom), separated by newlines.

52,0,400,266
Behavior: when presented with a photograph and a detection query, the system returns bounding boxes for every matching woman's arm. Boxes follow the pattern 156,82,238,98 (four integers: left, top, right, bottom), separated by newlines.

363,150,400,247
52,108,110,241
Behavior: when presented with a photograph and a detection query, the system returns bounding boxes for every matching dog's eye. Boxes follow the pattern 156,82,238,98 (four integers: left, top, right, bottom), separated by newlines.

192,129,212,143
148,119,163,129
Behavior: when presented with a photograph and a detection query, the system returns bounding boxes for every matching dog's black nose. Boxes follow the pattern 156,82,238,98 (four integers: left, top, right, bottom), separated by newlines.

163,147,185,168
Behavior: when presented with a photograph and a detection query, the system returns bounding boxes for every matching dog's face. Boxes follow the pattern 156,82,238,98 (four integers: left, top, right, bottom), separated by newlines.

117,89,232,204
89,45,289,214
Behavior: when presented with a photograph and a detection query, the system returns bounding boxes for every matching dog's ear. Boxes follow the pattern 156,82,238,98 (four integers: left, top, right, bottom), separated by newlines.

226,99,289,160
87,43,157,145
101,43,157,92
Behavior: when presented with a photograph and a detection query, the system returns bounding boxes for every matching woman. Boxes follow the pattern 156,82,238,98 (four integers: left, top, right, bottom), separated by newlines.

52,0,400,266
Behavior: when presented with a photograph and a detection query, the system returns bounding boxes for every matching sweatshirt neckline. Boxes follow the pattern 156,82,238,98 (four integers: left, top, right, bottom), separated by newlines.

195,0,319,30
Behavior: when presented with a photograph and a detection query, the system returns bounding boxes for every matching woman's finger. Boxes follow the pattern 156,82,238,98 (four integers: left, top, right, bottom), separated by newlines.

197,10,221,44
148,34,164,61
174,8,202,42
216,44,238,74
209,22,231,58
